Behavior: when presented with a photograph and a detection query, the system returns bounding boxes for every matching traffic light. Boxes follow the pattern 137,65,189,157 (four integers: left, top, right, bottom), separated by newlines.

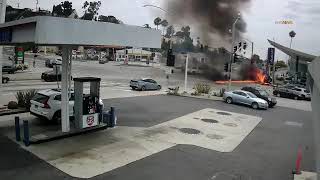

224,63,229,72
243,42,247,50
238,42,242,51
233,46,238,53
234,54,240,63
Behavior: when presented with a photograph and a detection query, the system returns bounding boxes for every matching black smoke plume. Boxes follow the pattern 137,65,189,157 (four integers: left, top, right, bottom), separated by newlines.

165,0,251,42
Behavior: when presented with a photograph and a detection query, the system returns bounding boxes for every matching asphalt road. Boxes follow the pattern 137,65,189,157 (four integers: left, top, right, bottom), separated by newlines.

0,95,315,180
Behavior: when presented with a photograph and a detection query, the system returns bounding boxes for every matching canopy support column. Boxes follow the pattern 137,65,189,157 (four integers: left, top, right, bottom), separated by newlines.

61,46,72,132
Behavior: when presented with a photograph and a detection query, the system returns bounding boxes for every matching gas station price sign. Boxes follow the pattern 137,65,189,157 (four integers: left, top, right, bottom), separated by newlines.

15,47,25,64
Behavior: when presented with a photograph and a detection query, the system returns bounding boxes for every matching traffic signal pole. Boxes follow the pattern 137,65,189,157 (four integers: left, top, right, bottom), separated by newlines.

228,16,240,90
0,0,6,87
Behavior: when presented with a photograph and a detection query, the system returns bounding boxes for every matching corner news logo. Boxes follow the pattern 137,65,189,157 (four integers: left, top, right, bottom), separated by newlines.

86,116,95,126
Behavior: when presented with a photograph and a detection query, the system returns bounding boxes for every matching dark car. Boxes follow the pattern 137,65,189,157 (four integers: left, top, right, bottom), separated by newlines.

41,70,61,82
2,64,16,74
242,86,277,107
273,85,301,100
2,76,9,83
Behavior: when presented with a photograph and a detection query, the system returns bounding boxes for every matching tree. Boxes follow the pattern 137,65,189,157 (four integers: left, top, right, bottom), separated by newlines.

165,25,175,38
160,19,168,35
289,30,296,48
143,24,151,28
81,1,102,21
181,26,191,38
52,1,73,17
196,37,201,48
98,15,120,24
175,26,191,39
154,17,162,30
275,60,288,69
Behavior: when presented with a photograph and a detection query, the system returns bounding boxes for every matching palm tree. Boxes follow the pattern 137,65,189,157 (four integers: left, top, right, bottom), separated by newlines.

154,17,162,30
160,19,168,35
289,30,296,48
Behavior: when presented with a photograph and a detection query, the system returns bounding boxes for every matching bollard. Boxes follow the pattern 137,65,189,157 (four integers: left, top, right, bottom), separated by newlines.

14,116,21,141
295,147,303,175
110,107,116,128
23,120,30,146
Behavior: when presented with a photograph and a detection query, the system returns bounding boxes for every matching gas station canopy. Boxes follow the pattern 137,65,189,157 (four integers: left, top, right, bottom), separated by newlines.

268,39,316,62
0,16,161,48
0,16,161,133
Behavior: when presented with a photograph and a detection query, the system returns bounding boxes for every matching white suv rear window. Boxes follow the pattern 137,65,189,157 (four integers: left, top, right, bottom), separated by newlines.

32,93,49,104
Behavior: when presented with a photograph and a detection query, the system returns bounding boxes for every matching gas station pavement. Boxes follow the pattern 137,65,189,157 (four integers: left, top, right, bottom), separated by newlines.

0,95,316,180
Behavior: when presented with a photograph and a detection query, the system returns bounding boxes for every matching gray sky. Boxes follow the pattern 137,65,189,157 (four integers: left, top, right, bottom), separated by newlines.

7,0,320,61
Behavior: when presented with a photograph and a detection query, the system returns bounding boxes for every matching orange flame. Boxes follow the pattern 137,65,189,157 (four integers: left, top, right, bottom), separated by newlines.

215,69,267,85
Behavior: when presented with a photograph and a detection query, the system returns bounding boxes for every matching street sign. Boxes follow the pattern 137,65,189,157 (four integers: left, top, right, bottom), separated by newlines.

82,113,99,128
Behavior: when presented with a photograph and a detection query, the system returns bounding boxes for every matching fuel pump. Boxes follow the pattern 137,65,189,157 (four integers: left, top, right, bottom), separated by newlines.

73,77,102,129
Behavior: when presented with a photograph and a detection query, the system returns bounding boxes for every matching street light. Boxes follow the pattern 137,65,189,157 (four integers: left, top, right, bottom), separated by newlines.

228,13,241,90
142,5,168,13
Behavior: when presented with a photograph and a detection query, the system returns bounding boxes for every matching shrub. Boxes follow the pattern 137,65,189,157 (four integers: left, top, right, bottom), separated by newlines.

16,64,29,71
194,83,211,94
7,101,18,109
15,90,37,109
23,64,29,70
168,87,180,95
219,88,226,97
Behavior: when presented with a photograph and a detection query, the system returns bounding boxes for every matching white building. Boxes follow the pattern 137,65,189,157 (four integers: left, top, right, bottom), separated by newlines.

116,48,152,62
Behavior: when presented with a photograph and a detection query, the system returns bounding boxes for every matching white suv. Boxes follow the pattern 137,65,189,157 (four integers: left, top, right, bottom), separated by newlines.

290,87,311,100
30,89,103,121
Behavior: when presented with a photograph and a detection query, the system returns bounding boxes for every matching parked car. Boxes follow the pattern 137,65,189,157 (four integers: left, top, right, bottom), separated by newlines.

99,58,108,64
2,76,9,83
2,63,16,74
41,70,61,82
45,57,62,68
242,86,277,107
30,89,104,122
130,78,161,91
273,85,303,100
291,87,311,100
223,90,268,109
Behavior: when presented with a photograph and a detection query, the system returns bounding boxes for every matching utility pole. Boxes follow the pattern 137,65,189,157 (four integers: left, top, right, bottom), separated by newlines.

228,14,240,90
184,54,189,93
251,42,254,58
35,0,39,11
0,0,7,87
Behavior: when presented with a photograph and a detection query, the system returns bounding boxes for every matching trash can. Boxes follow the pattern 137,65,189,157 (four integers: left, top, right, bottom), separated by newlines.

102,111,110,124
109,107,116,128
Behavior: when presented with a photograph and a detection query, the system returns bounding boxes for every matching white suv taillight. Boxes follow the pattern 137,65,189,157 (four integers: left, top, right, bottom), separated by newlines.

43,99,50,109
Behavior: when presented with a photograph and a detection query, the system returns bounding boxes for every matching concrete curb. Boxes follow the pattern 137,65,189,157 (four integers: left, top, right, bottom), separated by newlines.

169,94,224,101
0,108,28,116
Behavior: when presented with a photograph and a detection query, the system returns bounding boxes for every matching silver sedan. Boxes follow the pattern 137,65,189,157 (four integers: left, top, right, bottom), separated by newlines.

130,78,161,91
223,90,268,109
